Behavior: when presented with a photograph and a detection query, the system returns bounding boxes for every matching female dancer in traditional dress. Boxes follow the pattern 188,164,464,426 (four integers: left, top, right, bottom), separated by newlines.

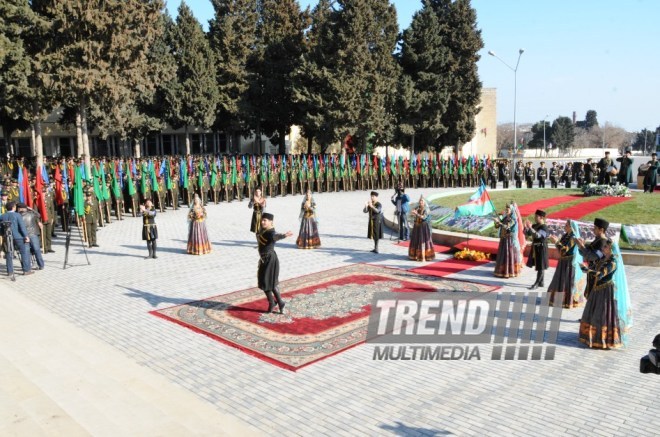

250,187,267,234
493,203,523,278
578,239,632,349
187,195,212,255
547,219,585,308
408,196,435,261
296,190,321,249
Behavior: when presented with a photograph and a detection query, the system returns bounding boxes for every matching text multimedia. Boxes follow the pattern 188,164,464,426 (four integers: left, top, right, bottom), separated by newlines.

372,345,481,361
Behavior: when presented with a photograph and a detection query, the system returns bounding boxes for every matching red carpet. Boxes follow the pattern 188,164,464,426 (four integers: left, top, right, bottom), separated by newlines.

516,195,582,217
410,258,490,277
151,264,497,371
547,196,631,220
453,239,500,255
397,241,452,253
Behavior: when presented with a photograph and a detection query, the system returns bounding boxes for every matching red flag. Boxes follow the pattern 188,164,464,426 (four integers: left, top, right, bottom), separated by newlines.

35,165,48,222
54,164,64,206
22,167,33,208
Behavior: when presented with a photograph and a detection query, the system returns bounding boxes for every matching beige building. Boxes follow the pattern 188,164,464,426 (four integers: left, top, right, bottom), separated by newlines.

0,89,495,158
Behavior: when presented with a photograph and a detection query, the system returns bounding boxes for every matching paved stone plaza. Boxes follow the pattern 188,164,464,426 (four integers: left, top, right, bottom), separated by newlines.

1,188,658,436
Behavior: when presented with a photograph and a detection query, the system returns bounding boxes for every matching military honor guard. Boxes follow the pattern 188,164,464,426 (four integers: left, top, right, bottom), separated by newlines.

537,162,547,188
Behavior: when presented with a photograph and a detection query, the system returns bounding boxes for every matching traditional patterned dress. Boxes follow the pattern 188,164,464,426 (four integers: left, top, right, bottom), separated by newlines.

578,256,621,349
296,200,321,249
250,199,264,233
408,206,435,261
493,213,522,278
547,227,585,308
187,206,211,255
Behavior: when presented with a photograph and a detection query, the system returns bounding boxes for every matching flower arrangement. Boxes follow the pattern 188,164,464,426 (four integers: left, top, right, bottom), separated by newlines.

454,248,489,262
582,183,631,197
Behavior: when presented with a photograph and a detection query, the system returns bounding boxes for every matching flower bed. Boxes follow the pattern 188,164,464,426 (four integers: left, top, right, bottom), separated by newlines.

453,248,490,262
582,183,631,197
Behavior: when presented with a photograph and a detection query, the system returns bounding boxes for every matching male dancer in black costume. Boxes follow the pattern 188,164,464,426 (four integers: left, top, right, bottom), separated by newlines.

363,191,384,253
257,212,292,313
524,209,549,290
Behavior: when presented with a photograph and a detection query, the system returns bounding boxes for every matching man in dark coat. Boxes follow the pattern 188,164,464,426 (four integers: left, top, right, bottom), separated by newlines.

140,199,158,259
523,209,549,290
643,153,658,193
514,161,524,189
576,217,609,299
257,212,292,313
364,191,384,253
0,201,33,279
616,150,633,186
597,151,615,185
584,158,594,185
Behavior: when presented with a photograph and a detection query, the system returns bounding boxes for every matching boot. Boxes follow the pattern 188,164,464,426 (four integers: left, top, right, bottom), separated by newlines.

372,240,379,254
265,291,276,313
272,287,285,314
538,271,545,288
147,242,153,259
152,241,157,259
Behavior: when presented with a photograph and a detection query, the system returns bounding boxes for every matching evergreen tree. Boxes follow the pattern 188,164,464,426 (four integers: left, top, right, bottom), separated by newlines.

528,120,553,149
585,109,599,130
0,0,33,154
431,0,483,152
397,0,450,151
292,0,341,153
246,0,309,154
550,116,575,151
33,0,169,168
208,0,259,147
331,0,400,152
164,1,219,154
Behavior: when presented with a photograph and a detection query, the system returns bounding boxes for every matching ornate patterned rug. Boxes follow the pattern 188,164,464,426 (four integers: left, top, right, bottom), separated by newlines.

151,264,499,371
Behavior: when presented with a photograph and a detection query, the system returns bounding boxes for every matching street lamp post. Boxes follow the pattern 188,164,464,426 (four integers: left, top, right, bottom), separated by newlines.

543,114,549,156
488,49,524,157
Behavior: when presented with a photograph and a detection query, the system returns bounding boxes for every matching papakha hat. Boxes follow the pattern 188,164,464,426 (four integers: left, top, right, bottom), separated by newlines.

594,218,609,231
262,212,274,221
535,209,547,217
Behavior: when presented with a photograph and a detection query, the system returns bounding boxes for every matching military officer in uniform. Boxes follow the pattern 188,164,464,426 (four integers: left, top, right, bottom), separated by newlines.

514,161,524,189
43,185,56,253
549,162,559,188
524,162,534,188
537,162,547,189
84,190,99,247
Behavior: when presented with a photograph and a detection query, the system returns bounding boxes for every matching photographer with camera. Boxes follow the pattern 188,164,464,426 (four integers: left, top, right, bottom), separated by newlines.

0,201,33,279
16,203,45,271
391,183,409,241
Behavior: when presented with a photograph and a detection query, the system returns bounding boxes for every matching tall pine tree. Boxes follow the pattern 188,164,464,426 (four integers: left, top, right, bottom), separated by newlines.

431,0,483,153
331,0,400,152
164,1,219,154
397,0,451,151
292,0,341,153
246,0,309,154
208,0,258,149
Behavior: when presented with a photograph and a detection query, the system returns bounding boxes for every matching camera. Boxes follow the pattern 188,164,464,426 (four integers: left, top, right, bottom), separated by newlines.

640,334,660,374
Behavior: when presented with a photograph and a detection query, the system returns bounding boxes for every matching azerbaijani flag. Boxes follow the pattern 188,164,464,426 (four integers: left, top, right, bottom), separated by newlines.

454,183,496,217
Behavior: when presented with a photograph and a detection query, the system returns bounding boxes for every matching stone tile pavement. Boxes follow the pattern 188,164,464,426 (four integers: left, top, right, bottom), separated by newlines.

1,187,658,436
